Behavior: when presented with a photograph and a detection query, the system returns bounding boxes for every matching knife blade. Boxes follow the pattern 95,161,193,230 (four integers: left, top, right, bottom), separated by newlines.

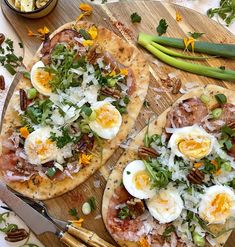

0,182,87,247
0,181,59,235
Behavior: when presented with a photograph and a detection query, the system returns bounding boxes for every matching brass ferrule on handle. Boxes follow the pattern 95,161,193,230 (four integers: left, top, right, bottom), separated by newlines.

67,224,115,247
59,231,87,247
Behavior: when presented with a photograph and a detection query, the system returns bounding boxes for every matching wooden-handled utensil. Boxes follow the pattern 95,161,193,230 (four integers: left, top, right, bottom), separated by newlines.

0,182,114,247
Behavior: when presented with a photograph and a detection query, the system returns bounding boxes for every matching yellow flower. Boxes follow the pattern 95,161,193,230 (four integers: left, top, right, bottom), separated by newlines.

79,153,93,166
82,40,94,47
109,70,116,77
138,237,150,247
88,26,98,40
20,127,29,138
176,11,182,22
69,218,84,227
120,68,128,76
37,26,50,35
184,37,195,52
79,3,93,12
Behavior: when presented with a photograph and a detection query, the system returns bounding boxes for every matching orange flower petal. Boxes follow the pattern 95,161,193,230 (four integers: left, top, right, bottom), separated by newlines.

82,40,94,47
28,29,36,37
88,26,98,40
79,3,93,12
20,127,29,139
120,68,128,76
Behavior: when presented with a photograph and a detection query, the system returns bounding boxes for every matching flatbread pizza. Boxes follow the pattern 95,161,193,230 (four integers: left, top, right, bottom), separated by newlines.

0,21,149,199
103,85,235,247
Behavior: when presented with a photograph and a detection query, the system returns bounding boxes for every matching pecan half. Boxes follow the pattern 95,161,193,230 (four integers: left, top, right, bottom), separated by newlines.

100,86,121,100
5,229,29,242
138,146,159,159
187,168,205,184
0,33,5,46
227,122,235,131
161,76,182,94
19,89,28,111
0,75,5,90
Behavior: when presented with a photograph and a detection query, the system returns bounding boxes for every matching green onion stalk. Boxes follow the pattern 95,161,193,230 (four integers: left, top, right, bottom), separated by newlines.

138,33,235,81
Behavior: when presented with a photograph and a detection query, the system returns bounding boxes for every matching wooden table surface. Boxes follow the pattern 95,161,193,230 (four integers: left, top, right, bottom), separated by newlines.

1,0,235,246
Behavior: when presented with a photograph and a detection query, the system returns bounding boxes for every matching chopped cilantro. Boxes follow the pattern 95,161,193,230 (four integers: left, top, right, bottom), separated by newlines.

118,206,130,220
87,197,96,211
126,171,131,175
69,208,80,219
163,225,175,237
18,42,23,48
130,12,142,23
50,128,75,149
143,100,150,108
219,66,226,70
156,19,168,36
188,32,205,39
215,93,227,104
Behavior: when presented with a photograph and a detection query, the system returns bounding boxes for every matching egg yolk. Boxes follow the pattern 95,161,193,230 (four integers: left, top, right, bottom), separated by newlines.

35,69,52,90
35,139,53,156
133,170,151,190
211,193,232,218
178,137,211,159
95,104,119,128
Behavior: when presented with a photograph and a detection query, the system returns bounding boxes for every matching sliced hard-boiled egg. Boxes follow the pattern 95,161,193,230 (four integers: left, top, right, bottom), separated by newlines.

24,127,58,165
30,61,52,96
199,185,235,224
146,187,183,224
89,101,122,140
123,160,156,199
168,125,215,160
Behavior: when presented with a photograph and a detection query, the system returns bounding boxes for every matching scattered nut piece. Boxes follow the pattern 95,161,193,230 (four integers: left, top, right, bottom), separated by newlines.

0,75,5,90
19,89,28,111
187,168,205,184
0,33,5,46
138,146,159,160
5,229,29,242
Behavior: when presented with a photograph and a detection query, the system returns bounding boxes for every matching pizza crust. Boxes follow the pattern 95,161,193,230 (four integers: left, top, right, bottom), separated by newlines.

102,84,235,247
0,21,149,200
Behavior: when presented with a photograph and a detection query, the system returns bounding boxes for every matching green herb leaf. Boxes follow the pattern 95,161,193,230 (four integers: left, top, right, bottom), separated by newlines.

188,32,205,39
215,93,227,104
69,208,80,219
79,29,91,40
4,63,16,75
50,128,75,149
156,19,168,36
219,66,226,70
143,100,150,108
0,223,18,233
118,206,130,220
163,225,175,237
87,197,96,211
23,71,31,79
130,12,142,23
18,42,23,48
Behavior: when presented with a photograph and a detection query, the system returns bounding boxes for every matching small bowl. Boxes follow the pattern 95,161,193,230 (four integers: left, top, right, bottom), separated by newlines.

4,0,58,19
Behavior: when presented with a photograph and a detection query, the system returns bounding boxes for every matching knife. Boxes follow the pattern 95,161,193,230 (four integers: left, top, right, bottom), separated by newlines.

0,181,86,247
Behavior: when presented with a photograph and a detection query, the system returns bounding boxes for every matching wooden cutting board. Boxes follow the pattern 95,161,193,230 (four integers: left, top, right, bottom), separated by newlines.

1,0,235,246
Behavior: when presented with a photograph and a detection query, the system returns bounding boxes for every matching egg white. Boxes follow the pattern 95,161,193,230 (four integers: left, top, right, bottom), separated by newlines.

24,127,59,165
31,61,52,96
89,101,122,140
199,185,235,224
168,125,215,160
146,187,183,224
123,160,156,199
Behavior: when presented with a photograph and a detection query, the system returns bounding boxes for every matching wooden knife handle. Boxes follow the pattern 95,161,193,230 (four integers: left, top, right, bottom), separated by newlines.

60,231,87,247
68,224,115,247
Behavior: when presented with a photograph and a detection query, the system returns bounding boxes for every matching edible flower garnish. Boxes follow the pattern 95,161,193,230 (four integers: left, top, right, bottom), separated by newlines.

176,11,182,22
109,70,116,77
88,26,98,40
120,68,128,76
79,153,93,166
184,37,195,52
20,127,29,139
69,219,84,227
79,3,93,12
82,40,94,47
138,236,150,247
27,26,50,40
